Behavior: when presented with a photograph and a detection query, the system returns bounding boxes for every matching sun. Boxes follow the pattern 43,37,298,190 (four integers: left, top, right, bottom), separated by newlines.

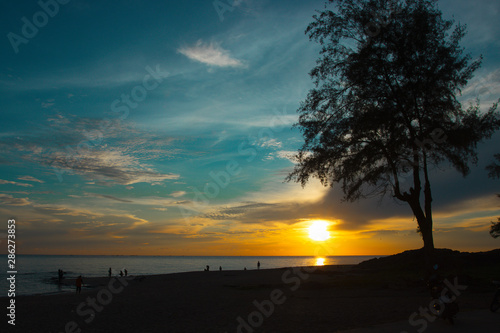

308,220,331,241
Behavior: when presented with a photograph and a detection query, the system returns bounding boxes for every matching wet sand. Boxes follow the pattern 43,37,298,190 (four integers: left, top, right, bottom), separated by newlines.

4,265,492,332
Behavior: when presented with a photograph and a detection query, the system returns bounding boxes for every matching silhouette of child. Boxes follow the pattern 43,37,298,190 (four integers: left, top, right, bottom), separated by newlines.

76,275,83,294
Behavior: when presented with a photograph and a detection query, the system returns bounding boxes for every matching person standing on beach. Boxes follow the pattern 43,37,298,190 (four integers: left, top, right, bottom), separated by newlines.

108,267,112,277
75,275,83,294
124,269,128,276
257,261,260,270
58,269,64,283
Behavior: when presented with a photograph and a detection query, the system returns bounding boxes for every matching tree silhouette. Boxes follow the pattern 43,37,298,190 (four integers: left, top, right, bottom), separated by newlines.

487,154,500,179
287,0,500,259
488,158,500,239
490,217,500,239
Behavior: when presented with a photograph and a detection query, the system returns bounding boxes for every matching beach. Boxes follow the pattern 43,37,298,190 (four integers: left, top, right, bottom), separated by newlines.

5,264,496,333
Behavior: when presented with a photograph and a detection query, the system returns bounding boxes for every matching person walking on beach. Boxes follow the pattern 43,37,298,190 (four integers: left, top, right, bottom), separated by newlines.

75,275,83,294
120,270,123,277
108,267,112,277
257,261,260,270
124,269,128,276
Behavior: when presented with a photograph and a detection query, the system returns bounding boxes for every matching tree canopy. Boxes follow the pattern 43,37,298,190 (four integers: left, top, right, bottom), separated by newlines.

287,0,500,256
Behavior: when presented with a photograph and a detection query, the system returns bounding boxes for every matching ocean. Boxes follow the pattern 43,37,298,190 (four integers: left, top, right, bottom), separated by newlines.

0,255,380,296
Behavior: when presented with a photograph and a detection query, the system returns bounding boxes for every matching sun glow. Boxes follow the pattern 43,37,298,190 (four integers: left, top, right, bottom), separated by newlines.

308,220,331,241
315,257,326,266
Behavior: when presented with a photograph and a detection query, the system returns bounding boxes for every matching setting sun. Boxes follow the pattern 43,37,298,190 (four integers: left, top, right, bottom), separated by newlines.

308,220,331,241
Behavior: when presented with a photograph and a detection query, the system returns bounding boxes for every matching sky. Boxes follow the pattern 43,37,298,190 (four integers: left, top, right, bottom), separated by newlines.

0,0,499,256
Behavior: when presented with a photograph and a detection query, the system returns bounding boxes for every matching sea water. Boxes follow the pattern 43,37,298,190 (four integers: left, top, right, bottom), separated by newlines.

0,255,380,296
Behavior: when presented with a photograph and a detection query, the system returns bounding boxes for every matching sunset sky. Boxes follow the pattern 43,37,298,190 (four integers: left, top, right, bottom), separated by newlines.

1,0,499,256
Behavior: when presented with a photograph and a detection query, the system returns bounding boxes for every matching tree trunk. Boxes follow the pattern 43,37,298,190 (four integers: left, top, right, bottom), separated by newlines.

421,151,435,264
407,198,435,265
419,217,435,256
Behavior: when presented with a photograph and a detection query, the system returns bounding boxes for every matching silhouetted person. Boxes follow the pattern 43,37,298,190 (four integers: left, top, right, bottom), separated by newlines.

120,270,123,277
244,267,247,270
124,269,128,276
76,275,83,294
219,266,222,271
108,267,112,277
206,265,210,271
58,269,64,284
257,261,260,270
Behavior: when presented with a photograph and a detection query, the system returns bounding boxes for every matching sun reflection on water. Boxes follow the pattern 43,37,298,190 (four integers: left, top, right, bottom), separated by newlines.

315,257,325,266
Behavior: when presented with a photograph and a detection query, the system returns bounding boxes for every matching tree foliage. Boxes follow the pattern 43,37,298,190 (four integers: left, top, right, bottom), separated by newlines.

491,218,500,239
487,154,500,179
287,0,500,253
488,170,500,239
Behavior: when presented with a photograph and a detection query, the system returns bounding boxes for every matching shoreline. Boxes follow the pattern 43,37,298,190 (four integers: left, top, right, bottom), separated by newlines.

6,264,493,332
1,264,357,298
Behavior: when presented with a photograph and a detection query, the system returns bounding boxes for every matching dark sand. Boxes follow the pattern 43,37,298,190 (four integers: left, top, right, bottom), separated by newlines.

3,265,493,332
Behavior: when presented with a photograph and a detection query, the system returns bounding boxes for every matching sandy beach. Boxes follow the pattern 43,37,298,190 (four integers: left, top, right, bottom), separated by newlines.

4,263,495,333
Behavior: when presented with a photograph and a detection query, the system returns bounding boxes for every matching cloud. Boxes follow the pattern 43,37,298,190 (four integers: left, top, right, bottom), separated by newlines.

178,40,246,68
46,149,179,185
1,195,151,244
211,130,228,147
0,115,181,186
170,191,186,198
0,179,33,187
86,193,133,203
18,176,45,183
460,68,500,107
41,99,55,109
266,150,298,162
0,194,32,206
257,138,282,149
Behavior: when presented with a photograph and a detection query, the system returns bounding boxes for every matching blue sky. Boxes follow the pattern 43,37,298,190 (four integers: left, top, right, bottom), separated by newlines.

1,0,499,255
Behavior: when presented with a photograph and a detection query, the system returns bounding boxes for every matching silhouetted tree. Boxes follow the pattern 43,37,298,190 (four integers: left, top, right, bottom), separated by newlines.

287,0,500,259
487,154,500,179
488,160,500,239
490,217,500,239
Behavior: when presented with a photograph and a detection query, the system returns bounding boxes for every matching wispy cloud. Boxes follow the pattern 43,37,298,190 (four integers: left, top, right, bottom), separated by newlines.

0,179,33,187
0,115,181,186
0,193,32,206
46,149,180,185
86,193,133,203
178,40,246,68
18,176,45,183
461,68,500,106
